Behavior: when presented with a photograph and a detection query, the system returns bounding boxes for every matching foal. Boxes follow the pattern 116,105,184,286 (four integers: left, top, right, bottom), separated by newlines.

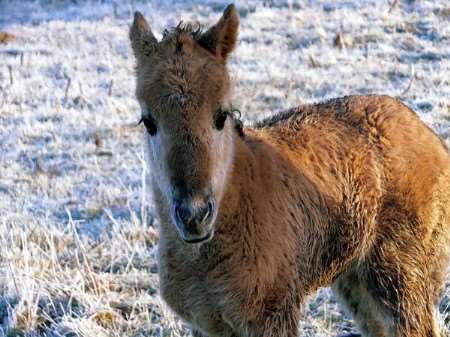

129,5,450,337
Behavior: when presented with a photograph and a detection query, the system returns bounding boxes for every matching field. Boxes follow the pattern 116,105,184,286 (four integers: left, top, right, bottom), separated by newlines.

0,0,449,336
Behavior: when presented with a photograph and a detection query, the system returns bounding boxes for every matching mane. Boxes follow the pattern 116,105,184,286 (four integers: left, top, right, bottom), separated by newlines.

253,107,301,128
254,96,355,128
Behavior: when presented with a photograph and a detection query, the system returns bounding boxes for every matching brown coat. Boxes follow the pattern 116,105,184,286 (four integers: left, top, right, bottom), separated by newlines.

130,6,450,337
157,95,450,337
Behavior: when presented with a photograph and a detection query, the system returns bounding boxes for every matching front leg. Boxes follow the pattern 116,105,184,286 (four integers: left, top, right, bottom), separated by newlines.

195,315,299,337
242,302,301,337
192,329,208,337
261,311,300,337
192,329,205,337
192,326,237,337
238,286,303,337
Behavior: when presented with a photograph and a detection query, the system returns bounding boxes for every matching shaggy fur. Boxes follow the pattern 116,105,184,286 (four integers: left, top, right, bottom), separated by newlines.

129,5,450,337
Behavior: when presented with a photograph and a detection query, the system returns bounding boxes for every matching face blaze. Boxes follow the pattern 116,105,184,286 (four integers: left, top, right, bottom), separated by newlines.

130,5,239,243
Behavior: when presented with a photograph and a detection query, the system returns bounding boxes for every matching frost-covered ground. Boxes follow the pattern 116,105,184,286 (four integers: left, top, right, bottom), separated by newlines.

0,0,449,336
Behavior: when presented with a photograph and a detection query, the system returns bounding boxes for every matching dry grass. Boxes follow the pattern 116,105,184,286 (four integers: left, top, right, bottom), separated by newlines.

0,218,361,337
0,0,449,336
0,218,183,337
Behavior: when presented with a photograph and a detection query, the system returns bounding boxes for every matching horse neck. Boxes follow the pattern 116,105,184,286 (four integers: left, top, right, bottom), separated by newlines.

217,131,272,230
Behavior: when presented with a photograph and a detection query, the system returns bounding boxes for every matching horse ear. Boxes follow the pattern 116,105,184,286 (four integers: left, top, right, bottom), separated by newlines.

198,4,239,61
129,12,158,64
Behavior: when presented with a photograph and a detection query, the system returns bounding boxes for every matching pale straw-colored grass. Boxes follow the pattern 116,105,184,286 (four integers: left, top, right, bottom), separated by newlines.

0,1,449,336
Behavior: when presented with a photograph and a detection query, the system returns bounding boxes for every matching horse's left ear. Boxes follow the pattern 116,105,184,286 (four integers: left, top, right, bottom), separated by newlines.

130,11,158,65
198,4,239,61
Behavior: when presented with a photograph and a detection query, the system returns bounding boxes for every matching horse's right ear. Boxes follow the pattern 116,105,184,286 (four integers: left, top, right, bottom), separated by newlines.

198,4,239,61
129,12,158,64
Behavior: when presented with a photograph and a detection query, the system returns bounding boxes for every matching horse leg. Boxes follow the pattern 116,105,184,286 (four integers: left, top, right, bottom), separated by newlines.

332,265,388,337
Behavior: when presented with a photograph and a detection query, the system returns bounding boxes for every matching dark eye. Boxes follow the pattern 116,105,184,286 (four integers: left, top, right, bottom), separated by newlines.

140,115,157,136
214,108,227,130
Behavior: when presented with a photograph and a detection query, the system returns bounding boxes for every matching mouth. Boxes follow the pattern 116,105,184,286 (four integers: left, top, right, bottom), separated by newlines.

182,231,213,244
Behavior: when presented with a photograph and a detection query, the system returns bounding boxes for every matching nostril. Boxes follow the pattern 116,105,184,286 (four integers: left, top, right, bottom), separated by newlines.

174,197,215,228
175,204,191,224
204,199,215,221
175,206,182,222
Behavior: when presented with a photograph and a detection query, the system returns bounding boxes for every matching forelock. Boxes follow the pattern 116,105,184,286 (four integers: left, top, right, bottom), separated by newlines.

162,21,205,42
